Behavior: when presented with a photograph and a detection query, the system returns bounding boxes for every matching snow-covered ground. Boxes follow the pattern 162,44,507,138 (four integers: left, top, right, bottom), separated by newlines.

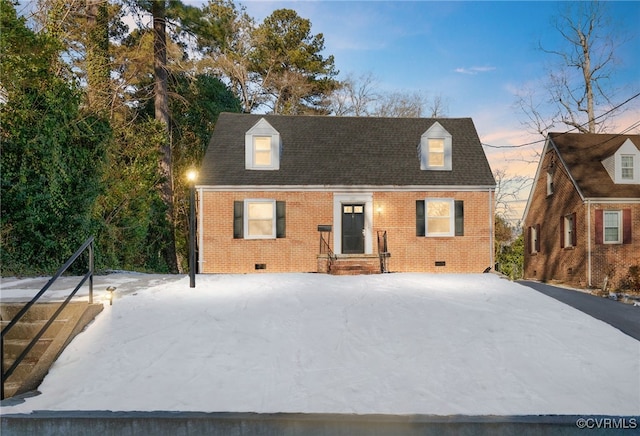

1,273,638,415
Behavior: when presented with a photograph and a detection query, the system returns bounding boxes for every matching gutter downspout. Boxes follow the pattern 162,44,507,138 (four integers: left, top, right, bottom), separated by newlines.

587,199,592,287
489,188,494,269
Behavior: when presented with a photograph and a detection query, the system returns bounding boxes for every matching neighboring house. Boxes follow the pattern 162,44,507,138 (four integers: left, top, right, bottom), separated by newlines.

195,113,495,274
523,132,640,289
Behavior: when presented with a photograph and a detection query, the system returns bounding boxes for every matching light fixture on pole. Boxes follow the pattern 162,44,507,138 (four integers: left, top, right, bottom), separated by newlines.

186,169,198,288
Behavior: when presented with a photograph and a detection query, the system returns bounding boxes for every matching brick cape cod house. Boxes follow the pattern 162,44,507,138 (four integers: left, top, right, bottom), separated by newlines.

523,132,640,289
195,113,496,274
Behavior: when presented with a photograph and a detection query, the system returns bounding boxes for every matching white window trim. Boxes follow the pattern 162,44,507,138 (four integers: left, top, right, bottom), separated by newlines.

245,118,281,170
420,122,452,171
425,198,455,237
244,199,276,239
603,210,622,244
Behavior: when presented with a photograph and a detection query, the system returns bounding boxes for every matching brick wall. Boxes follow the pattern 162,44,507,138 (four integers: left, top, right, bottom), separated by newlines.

524,149,587,286
200,190,494,274
524,149,640,289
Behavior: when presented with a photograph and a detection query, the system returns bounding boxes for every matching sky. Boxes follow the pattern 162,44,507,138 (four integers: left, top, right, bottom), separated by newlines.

187,0,640,222
2,273,639,414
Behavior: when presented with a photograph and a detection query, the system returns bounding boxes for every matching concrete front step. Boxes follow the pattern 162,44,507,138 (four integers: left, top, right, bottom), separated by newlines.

1,302,104,399
330,256,381,275
0,320,67,341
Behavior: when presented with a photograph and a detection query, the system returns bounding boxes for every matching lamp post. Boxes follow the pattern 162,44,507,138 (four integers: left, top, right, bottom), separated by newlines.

187,169,198,288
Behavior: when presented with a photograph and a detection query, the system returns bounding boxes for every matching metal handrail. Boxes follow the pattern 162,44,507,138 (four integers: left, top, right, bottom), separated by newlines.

1,236,94,399
319,232,336,261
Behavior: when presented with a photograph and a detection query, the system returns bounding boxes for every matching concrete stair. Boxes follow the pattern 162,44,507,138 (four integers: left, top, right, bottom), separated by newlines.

1,301,103,398
330,255,381,275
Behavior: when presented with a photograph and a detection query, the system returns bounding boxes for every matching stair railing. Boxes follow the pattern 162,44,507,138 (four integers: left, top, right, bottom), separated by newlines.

1,236,95,400
377,230,390,273
319,231,336,273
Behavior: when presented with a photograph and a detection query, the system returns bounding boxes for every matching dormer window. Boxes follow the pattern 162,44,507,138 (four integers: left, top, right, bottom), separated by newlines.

245,118,281,170
420,122,452,171
602,138,639,184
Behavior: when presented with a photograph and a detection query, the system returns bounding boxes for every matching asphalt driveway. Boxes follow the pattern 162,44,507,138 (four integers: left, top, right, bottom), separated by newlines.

519,280,640,341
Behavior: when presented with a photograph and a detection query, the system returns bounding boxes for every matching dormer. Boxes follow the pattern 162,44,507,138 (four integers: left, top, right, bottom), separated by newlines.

419,121,452,171
602,138,639,184
245,118,281,170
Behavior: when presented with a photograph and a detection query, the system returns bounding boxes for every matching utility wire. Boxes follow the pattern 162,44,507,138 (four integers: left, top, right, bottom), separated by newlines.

482,91,640,149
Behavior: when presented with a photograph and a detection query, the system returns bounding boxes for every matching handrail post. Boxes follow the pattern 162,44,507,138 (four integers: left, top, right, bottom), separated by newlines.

89,240,94,304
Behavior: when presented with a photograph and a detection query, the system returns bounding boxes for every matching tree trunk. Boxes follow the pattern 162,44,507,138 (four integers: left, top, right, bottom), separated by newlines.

152,0,178,273
86,0,110,115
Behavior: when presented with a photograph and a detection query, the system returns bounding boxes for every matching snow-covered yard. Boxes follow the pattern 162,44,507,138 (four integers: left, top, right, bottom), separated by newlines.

1,273,638,415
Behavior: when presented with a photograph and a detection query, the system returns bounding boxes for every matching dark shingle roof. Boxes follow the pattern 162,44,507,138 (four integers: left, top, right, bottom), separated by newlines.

549,132,640,198
200,113,495,187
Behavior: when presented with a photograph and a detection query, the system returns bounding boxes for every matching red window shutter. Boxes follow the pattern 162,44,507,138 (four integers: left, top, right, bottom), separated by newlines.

560,216,565,248
527,226,532,253
572,212,577,247
623,209,632,244
595,209,603,244
535,224,541,253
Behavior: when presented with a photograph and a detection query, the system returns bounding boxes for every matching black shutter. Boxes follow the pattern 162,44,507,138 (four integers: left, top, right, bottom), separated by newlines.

416,200,425,236
535,223,541,253
560,216,565,248
595,210,603,244
455,200,464,236
571,213,577,247
276,201,286,238
233,201,243,239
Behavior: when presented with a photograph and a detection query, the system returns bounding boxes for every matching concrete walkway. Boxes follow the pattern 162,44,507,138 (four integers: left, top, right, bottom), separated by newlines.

519,281,640,341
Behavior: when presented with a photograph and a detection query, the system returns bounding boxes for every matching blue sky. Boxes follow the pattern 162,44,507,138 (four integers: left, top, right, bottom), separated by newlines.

230,1,639,135
213,0,640,221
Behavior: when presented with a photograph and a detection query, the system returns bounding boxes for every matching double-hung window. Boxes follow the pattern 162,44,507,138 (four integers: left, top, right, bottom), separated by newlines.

246,200,276,239
562,213,576,248
529,224,540,254
603,211,622,244
621,155,634,181
595,209,631,245
426,199,453,236
253,136,273,167
428,139,445,168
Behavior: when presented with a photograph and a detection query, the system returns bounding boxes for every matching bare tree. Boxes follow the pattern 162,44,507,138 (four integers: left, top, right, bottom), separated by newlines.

329,72,380,116
518,1,627,135
493,168,531,223
329,72,448,118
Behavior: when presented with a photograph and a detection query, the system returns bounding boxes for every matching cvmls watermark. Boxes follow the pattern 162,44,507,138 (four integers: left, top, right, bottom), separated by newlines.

575,417,637,430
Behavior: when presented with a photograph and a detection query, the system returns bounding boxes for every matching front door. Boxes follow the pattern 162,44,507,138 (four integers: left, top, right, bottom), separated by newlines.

342,204,365,254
